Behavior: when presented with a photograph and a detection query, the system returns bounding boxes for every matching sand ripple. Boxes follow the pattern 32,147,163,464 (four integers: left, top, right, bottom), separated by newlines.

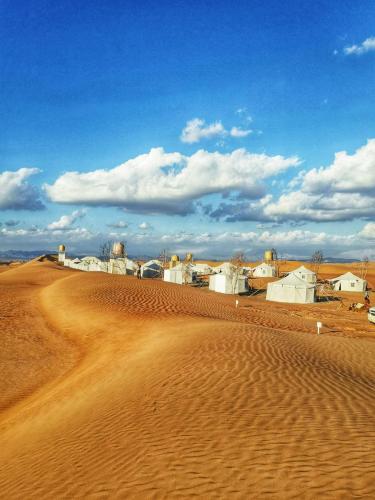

0,262,375,498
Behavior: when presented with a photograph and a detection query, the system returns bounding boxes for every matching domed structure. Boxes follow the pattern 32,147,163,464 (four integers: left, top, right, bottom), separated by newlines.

112,242,125,258
58,244,66,252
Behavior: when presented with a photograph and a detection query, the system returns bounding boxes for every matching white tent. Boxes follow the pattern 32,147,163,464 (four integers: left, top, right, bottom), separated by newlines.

141,259,163,278
290,265,317,284
252,262,276,277
164,263,195,285
266,273,315,304
209,273,248,294
191,263,212,275
81,256,104,272
213,262,236,274
329,271,367,292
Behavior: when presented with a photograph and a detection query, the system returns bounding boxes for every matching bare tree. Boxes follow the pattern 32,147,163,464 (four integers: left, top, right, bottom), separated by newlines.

99,240,113,262
359,255,369,280
230,251,246,293
158,249,170,268
311,250,324,277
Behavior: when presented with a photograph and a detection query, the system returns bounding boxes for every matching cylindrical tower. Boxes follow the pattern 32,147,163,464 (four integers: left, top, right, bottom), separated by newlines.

186,252,193,263
169,254,180,269
264,249,273,263
58,244,66,263
112,241,125,258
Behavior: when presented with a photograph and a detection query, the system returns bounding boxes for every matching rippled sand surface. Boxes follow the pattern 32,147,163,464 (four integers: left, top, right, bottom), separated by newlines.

0,257,375,499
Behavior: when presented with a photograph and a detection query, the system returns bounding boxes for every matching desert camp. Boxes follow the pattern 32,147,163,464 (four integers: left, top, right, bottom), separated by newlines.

2,2,375,498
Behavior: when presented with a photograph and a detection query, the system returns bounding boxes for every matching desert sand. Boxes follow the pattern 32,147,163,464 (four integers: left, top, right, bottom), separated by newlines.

0,257,375,499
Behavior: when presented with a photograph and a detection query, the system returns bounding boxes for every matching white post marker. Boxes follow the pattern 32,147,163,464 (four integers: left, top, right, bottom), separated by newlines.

317,321,322,335
235,299,239,308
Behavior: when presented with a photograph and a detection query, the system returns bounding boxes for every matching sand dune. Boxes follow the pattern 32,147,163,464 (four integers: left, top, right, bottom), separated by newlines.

0,259,375,498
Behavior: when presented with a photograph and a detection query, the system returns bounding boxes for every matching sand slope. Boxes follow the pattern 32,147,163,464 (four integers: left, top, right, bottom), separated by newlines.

0,260,375,498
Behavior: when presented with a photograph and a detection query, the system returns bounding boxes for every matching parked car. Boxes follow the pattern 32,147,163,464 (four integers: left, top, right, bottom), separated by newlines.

368,307,375,324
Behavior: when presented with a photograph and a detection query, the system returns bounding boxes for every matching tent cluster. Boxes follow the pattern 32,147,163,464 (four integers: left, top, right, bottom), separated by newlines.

58,245,368,303
266,265,367,304
58,246,139,275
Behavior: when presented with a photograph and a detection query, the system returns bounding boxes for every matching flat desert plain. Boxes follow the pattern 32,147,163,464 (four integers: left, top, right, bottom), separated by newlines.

1,257,375,499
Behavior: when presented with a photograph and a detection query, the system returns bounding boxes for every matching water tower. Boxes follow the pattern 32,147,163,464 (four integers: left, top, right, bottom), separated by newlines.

112,241,125,258
109,241,126,275
58,244,66,263
169,254,180,269
185,252,193,263
264,249,274,263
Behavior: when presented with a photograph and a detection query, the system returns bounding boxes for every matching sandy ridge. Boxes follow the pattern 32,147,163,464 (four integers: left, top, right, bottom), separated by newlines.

0,261,375,498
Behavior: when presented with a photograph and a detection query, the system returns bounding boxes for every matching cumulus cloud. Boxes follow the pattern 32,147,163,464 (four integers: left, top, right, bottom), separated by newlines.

263,191,375,222
209,195,273,222
0,225,95,243
260,139,375,223
45,147,299,215
47,209,86,230
107,220,128,229
230,126,252,138
0,168,44,211
1,221,373,260
180,118,226,143
223,139,375,223
301,139,375,194
344,36,375,56
358,222,375,240
138,222,151,230
180,118,252,143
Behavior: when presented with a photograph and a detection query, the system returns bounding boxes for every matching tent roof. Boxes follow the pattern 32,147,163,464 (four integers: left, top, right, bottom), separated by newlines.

271,272,315,289
292,265,315,275
329,271,364,283
81,256,101,262
253,262,274,270
142,259,162,268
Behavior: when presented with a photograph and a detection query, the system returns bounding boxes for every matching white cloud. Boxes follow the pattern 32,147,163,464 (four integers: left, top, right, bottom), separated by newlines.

107,220,128,229
256,139,375,223
358,222,375,240
0,168,44,210
344,36,375,56
45,147,300,215
236,107,253,122
230,126,252,138
263,191,375,222
180,118,226,143
1,222,373,260
138,222,151,230
47,209,86,230
301,139,375,194
180,118,252,143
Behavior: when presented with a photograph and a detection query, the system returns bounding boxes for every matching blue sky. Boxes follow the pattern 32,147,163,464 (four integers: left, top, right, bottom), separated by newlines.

1,0,375,259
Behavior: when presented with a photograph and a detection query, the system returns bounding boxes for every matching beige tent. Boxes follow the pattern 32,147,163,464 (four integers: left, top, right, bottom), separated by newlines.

290,265,316,284
209,273,248,294
329,272,367,292
252,262,276,277
163,263,195,285
266,273,315,304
